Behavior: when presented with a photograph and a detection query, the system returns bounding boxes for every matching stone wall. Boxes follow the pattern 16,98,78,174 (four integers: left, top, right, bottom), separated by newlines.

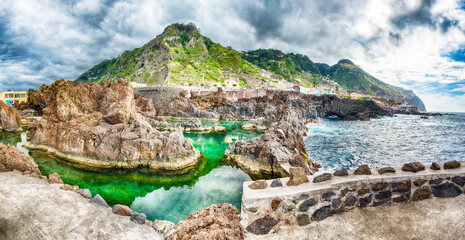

241,161,465,235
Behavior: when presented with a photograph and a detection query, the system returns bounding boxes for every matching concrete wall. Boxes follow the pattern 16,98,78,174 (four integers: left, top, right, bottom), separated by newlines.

241,162,465,235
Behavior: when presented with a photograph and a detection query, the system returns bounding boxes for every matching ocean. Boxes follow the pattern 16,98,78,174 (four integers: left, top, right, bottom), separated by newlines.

305,113,465,173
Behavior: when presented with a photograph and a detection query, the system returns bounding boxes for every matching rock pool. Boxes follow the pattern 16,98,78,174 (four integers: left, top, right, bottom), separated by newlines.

0,121,262,223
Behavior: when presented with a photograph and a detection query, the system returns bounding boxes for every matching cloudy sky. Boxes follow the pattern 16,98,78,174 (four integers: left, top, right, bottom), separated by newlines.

1,0,465,112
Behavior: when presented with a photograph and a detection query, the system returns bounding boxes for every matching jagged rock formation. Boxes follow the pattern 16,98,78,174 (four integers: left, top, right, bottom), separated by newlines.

24,79,200,170
0,101,22,132
0,143,42,177
168,203,243,240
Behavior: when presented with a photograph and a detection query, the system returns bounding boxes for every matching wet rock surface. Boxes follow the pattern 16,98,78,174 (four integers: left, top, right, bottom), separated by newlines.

24,79,199,170
169,203,243,240
0,101,22,132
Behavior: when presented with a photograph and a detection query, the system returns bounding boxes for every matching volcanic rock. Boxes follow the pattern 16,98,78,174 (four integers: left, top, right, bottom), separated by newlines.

112,204,133,216
444,161,461,169
333,168,348,176
89,194,110,208
0,101,22,132
0,143,41,176
168,203,242,240
402,162,425,173
378,167,396,174
431,162,441,170
246,216,279,235
130,212,147,224
24,79,200,171
432,183,462,198
412,186,432,201
286,167,309,186
48,172,63,184
354,165,371,175
313,173,332,183
270,178,283,187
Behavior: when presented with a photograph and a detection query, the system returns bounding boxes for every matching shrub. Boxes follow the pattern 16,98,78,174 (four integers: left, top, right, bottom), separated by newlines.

222,83,227,87
232,83,237,87
189,82,194,86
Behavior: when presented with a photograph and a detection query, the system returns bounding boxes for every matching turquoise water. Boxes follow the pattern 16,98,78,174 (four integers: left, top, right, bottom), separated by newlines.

305,113,465,173
0,121,261,223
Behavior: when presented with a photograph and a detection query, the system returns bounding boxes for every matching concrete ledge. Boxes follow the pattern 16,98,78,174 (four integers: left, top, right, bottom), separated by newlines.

241,162,465,236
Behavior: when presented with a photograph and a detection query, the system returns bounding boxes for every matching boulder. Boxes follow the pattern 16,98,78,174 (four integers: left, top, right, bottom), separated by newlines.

270,178,283,188
112,204,133,216
24,79,200,171
130,212,147,224
313,173,332,183
212,125,227,132
0,100,22,132
0,143,41,177
354,165,371,175
444,161,461,169
248,180,268,190
402,162,425,173
168,204,242,240
78,189,92,199
246,216,279,235
286,167,309,186
431,162,441,170
89,194,110,208
48,172,63,184
378,167,396,174
333,168,348,176
152,220,175,237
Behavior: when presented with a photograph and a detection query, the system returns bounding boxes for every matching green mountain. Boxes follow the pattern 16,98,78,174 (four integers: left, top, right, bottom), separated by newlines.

75,23,425,111
76,23,260,87
326,59,426,111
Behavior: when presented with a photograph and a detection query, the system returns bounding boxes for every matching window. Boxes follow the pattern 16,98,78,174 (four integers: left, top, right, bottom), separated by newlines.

14,94,20,98
20,93,26,98
7,93,14,98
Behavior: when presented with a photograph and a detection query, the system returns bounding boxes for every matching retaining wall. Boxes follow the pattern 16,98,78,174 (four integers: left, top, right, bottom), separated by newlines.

241,162,465,235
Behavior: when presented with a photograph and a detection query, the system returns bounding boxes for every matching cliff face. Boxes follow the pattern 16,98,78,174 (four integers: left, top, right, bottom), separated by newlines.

25,79,200,170
0,100,22,132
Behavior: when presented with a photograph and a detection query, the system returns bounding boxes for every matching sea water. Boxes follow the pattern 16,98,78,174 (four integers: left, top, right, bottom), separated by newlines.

305,113,465,173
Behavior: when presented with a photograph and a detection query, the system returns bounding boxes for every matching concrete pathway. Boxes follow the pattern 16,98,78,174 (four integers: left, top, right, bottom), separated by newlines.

246,194,465,240
0,172,163,240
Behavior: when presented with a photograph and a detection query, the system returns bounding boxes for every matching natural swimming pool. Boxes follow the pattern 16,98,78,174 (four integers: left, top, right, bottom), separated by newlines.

0,121,262,223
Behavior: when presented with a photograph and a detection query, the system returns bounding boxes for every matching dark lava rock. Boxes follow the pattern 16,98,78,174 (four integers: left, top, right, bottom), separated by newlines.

359,195,372,207
311,206,331,221
313,173,332,183
298,194,309,201
373,199,389,207
412,186,432,201
452,176,465,187
429,178,443,185
270,179,283,188
322,191,336,201
333,168,348,176
431,162,441,170
354,165,371,175
414,179,427,186
271,199,282,211
375,190,392,200
130,212,147,224
89,194,110,208
249,180,268,190
378,167,396,174
345,195,356,207
78,189,92,199
393,195,409,202
298,198,317,212
331,198,342,208
246,216,279,235
296,214,311,226
432,183,462,198
392,181,411,193
372,182,387,191
357,188,370,196
444,161,461,169
281,203,295,214
402,162,425,173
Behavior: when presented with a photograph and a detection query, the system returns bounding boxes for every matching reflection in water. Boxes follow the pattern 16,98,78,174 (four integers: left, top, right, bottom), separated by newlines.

2,121,260,223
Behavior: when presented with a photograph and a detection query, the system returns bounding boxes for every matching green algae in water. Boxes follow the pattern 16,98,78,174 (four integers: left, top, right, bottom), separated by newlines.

10,121,260,223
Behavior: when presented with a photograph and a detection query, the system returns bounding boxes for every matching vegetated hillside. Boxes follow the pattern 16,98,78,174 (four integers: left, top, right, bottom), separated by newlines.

326,59,426,111
76,23,260,87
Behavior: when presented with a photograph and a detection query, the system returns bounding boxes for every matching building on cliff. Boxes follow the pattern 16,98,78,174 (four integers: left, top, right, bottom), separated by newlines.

0,91,28,105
